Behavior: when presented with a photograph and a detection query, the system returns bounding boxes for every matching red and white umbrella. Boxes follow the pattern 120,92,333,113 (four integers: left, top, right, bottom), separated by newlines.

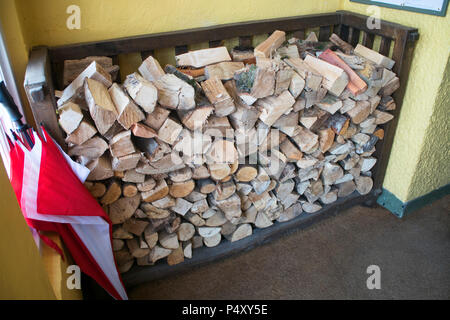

8,127,127,300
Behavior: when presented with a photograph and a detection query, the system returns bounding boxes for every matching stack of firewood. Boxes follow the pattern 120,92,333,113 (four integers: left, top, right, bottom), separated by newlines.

55,30,399,272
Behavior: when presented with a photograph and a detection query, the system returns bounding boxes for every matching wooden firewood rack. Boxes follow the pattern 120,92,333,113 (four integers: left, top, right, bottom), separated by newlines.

23,10,419,288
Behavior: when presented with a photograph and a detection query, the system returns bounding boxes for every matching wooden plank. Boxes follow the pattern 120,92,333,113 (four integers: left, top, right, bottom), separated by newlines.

362,32,375,48
319,25,331,42
379,37,392,57
48,13,340,61
348,27,361,48
23,47,66,149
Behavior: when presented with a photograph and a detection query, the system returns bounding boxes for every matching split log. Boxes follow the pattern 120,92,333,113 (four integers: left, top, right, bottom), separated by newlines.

206,139,238,164
257,90,295,126
235,165,258,182
183,242,193,259
318,128,335,153
144,106,171,131
130,123,157,139
141,179,169,202
284,57,322,91
58,102,83,134
127,238,149,258
354,44,395,70
169,167,193,183
84,78,118,135
123,72,158,113
197,178,217,194
63,56,113,86
205,62,244,80
319,49,367,96
86,155,114,181
100,180,122,205
109,83,145,129
171,198,193,216
138,55,165,82
289,73,305,98
109,131,136,158
65,120,97,145
209,193,241,222
176,47,231,68
212,181,236,201
203,233,222,247
226,224,252,242
85,182,106,198
58,61,112,107
109,194,141,224
68,136,108,159
167,246,184,266
337,180,356,197
254,30,286,58
169,179,195,198
302,202,322,213
208,163,231,181
292,127,318,153
157,118,183,145
123,218,149,236
254,211,273,228
178,106,214,131
355,176,373,195
304,55,349,96
123,183,138,198
154,74,195,110
347,101,371,124
205,211,228,227
148,245,172,264
201,77,236,117
111,153,141,171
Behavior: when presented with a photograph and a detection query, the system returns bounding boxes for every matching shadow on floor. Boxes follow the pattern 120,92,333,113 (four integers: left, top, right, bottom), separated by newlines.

127,195,449,300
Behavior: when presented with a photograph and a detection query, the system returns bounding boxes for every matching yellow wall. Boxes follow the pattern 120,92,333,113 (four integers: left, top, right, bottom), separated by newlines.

0,163,55,299
342,1,450,201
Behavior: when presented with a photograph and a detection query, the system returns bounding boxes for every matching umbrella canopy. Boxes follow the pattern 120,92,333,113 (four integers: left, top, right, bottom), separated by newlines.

8,127,127,300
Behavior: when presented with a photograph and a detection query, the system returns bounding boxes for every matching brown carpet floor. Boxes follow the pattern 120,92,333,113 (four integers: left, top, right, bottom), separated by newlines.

128,195,450,300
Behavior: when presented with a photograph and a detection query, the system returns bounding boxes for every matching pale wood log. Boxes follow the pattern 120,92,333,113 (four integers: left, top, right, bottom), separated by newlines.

109,83,145,130
205,139,238,164
85,182,106,198
68,136,108,159
111,153,141,171
257,90,295,126
226,224,252,242
205,61,244,80
123,183,138,198
169,167,193,183
173,129,212,157
318,128,335,153
112,239,124,251
84,78,117,135
316,94,343,115
213,181,236,201
203,233,222,247
114,249,134,266
176,47,231,68
235,165,258,182
208,163,231,181
255,211,273,228
130,123,157,139
123,72,157,113
275,62,294,95
178,106,214,131
254,30,286,58
58,61,112,107
291,127,318,153
201,77,236,117
302,202,322,213
167,246,184,266
209,193,241,222
109,194,141,224
372,110,394,125
148,245,172,264
58,102,83,135
123,218,149,236
197,178,217,194
355,176,373,195
144,106,171,131
157,117,183,145
191,199,209,214
154,74,195,110
284,57,322,91
320,189,338,204
304,55,349,96
151,195,176,209
277,203,302,222
250,65,276,99
289,73,305,98
279,138,303,162
273,111,300,137
347,100,371,124
319,49,367,96
183,242,193,259
169,179,195,198
185,212,206,227
144,227,158,248
86,155,114,181
159,231,179,250
100,180,122,205
225,80,260,131
65,120,97,145
171,198,193,216
337,180,356,197
205,211,228,227
192,165,210,180
354,44,395,70
141,179,169,202
138,55,165,82
109,130,136,158
113,226,133,240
